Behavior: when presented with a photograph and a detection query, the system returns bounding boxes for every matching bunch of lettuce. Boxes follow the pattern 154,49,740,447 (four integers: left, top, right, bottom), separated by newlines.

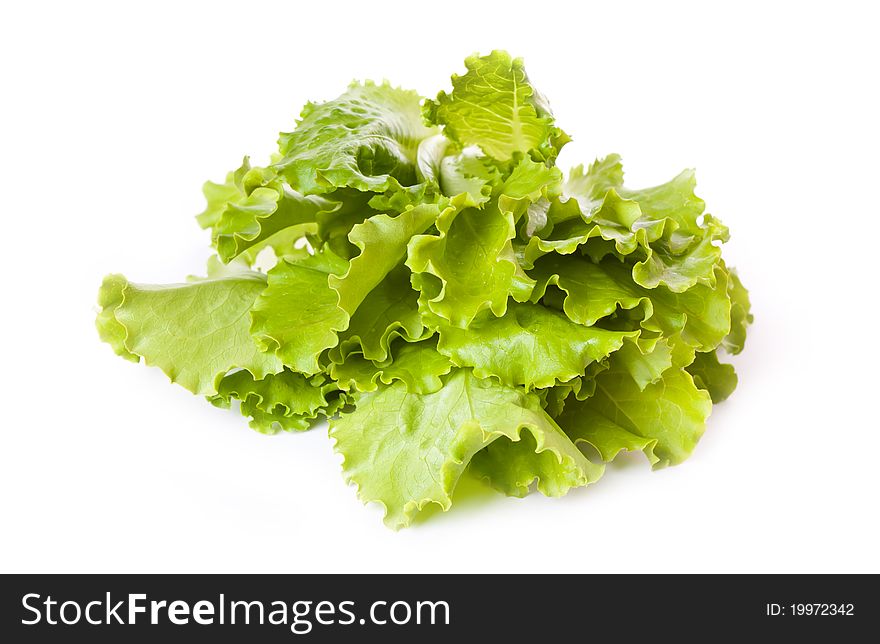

97,51,751,528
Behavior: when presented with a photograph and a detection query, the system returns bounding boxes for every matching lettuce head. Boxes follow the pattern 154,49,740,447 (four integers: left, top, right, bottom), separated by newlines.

97,51,752,528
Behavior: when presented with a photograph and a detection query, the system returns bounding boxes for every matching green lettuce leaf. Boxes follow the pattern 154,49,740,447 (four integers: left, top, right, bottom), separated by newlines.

415,134,499,205
539,159,724,292
622,334,695,388
498,156,562,220
249,250,349,375
329,204,441,317
538,360,612,417
439,150,499,205
97,273,282,395
722,267,753,354
330,369,602,528
330,339,452,395
308,189,377,260
210,369,342,433
468,419,598,498
557,361,712,467
631,230,721,292
211,186,333,263
251,204,438,374
425,51,554,161
613,337,675,391
562,154,624,205
522,188,647,267
408,198,534,327
196,157,257,230
437,302,633,389
686,350,738,403
251,204,439,374
274,81,436,195
530,255,732,351
332,264,427,363
619,169,705,238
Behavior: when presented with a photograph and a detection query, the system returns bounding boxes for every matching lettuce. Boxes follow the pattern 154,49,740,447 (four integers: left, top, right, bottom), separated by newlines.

97,51,751,528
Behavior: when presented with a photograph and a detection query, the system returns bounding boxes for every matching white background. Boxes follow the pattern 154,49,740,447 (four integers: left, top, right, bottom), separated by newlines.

2,0,878,573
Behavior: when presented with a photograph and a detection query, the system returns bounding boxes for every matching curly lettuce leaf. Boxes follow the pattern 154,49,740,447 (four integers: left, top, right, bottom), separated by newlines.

196,158,282,242
301,189,377,260
196,157,256,230
330,339,452,395
538,359,612,418
498,156,562,219
619,168,705,238
329,204,441,317
251,204,440,374
523,189,647,267
722,267,753,354
249,250,349,375
557,362,712,467
425,51,554,161
562,154,624,205
631,230,721,293
437,302,633,389
251,205,438,373
97,273,282,395
530,253,651,326
274,81,436,195
415,134,499,206
415,133,449,184
468,418,598,498
211,186,336,263
686,350,738,403
439,150,499,205
538,384,572,419
407,198,534,327
332,264,427,363
530,255,731,351
628,209,729,293
210,369,342,433
541,159,724,292
613,337,674,391
330,369,602,528
613,335,696,391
